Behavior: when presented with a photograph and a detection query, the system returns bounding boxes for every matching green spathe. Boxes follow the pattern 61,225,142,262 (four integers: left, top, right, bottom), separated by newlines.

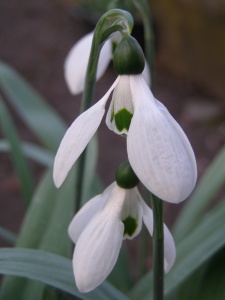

123,216,138,237
116,161,139,189
114,108,133,132
113,35,145,74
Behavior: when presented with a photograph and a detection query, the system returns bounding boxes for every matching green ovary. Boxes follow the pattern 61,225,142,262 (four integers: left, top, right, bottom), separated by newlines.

123,216,138,237
114,108,133,132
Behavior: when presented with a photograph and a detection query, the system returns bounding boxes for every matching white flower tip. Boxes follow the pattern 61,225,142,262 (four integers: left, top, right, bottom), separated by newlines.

75,272,98,293
163,225,176,273
53,175,62,189
64,32,94,95
53,159,66,188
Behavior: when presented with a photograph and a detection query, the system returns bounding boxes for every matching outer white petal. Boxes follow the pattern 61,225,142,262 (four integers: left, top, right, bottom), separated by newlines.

163,225,176,273
53,78,119,188
68,183,116,243
142,60,151,86
138,194,176,272
106,75,134,135
127,75,197,203
110,31,122,44
73,185,125,293
65,32,112,95
96,39,112,80
68,194,103,244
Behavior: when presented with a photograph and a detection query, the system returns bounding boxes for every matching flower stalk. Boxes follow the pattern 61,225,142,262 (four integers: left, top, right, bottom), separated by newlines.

151,193,164,300
132,0,155,89
74,9,134,209
82,8,133,110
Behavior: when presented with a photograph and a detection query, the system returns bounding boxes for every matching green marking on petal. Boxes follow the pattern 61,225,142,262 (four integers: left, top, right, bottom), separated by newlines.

115,108,133,132
111,103,115,122
123,216,137,237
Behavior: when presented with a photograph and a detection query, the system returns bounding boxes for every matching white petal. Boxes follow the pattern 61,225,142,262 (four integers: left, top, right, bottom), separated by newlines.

96,40,112,81
65,32,112,95
139,195,176,272
163,225,176,273
68,183,116,243
127,75,197,203
73,185,125,293
68,194,103,244
121,188,143,240
53,102,104,187
142,60,151,86
106,76,134,135
110,31,122,44
53,79,119,188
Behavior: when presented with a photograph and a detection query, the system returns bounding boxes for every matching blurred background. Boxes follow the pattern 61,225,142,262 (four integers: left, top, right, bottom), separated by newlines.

0,0,225,246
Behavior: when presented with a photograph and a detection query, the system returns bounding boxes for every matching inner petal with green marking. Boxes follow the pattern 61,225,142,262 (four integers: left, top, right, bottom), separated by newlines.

114,108,133,132
122,216,138,237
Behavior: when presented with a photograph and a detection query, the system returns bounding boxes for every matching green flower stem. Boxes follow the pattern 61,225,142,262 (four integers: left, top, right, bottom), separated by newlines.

74,44,100,211
134,2,163,297
132,0,155,89
74,9,133,210
151,193,164,300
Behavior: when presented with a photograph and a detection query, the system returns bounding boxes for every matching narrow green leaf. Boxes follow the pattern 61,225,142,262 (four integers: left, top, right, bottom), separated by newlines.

108,244,132,293
173,263,206,300
81,135,98,206
175,246,225,300
0,140,54,166
192,247,225,300
0,61,66,152
0,226,17,245
129,200,225,300
173,144,225,241
0,169,75,300
0,248,129,300
0,96,34,207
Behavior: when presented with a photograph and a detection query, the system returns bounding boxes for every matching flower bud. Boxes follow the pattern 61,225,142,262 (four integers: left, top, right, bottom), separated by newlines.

116,161,139,189
113,35,145,75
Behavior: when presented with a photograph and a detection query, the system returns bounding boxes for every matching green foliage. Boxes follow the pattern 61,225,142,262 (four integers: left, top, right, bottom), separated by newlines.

129,199,225,300
0,61,66,152
0,96,34,207
0,248,129,300
0,62,102,299
174,143,225,241
0,140,54,167
0,227,17,245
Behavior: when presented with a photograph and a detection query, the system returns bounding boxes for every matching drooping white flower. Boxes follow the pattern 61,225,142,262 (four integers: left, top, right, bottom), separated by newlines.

68,182,176,293
53,74,197,203
64,32,112,95
64,32,150,95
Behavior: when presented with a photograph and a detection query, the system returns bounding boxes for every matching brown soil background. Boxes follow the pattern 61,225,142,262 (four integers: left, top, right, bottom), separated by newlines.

0,0,225,249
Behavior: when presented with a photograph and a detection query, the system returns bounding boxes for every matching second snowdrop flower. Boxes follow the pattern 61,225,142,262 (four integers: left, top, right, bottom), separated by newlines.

68,180,176,293
64,32,150,95
65,32,112,95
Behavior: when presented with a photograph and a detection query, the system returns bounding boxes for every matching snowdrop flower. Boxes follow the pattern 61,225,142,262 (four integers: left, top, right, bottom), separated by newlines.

68,182,176,293
64,32,150,95
53,73,197,203
65,32,112,95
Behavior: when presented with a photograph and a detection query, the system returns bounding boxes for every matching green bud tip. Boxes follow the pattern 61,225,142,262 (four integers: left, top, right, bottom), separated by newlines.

116,161,139,189
113,35,145,75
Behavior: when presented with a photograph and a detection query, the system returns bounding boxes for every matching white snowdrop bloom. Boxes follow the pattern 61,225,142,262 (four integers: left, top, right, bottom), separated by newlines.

64,32,150,95
64,32,112,95
53,74,197,203
68,182,176,293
